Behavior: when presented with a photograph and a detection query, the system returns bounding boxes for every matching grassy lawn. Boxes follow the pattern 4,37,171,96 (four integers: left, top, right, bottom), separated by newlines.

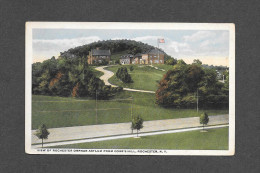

89,66,104,78
106,65,169,91
152,64,174,71
32,91,228,129
52,127,229,150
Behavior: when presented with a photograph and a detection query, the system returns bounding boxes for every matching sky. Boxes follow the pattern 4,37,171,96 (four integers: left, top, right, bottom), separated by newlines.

32,29,229,66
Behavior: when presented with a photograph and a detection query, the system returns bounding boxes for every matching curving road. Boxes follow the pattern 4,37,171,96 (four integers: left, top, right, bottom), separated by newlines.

95,66,155,93
95,66,117,87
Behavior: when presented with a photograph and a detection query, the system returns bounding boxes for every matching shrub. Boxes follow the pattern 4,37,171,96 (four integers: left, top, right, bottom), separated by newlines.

116,67,133,83
166,58,177,65
131,115,144,137
200,112,209,130
35,124,50,148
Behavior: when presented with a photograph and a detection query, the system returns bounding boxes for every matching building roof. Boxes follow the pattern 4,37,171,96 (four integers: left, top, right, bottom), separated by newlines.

134,53,143,57
91,49,111,56
145,49,164,55
120,54,134,59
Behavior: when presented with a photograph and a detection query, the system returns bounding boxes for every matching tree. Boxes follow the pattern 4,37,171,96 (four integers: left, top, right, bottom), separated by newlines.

60,39,170,60
35,124,50,148
222,70,229,95
156,59,228,109
166,58,177,65
156,60,189,107
192,59,202,66
116,67,133,83
200,112,209,131
32,56,122,99
186,64,204,92
131,115,144,137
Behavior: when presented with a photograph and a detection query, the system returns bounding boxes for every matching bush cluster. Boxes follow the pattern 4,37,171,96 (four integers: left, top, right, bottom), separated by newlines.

116,67,133,83
156,60,229,109
32,57,122,99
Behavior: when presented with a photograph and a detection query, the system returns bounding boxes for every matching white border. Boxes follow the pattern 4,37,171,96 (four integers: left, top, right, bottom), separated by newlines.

25,22,235,156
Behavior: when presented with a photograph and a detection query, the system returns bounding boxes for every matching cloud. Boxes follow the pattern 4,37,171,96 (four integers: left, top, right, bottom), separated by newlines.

32,31,229,65
126,34,227,59
199,32,229,48
111,37,125,40
183,31,216,42
33,36,101,60
129,36,193,58
133,36,161,42
105,33,228,59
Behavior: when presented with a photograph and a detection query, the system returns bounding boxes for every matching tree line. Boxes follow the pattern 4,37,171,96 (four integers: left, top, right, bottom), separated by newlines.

60,39,173,61
32,56,122,99
156,59,229,109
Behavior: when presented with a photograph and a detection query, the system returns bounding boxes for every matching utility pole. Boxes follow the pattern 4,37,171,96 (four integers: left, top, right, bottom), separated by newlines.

197,89,199,113
96,90,98,124
83,55,85,80
131,98,133,120
157,38,165,64
157,39,159,64
131,97,133,134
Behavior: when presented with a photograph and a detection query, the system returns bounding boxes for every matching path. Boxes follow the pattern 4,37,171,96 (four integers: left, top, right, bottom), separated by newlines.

149,64,166,71
32,114,228,145
32,124,228,148
95,66,117,87
95,66,155,93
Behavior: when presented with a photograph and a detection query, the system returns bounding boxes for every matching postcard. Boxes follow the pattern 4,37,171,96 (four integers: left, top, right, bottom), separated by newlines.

25,22,235,155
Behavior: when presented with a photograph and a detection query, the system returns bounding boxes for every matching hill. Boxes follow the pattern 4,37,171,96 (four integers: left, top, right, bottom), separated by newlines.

59,39,173,61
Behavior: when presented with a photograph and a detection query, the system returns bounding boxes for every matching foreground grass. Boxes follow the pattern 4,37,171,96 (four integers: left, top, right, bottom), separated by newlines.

32,92,228,129
106,65,168,91
52,127,228,150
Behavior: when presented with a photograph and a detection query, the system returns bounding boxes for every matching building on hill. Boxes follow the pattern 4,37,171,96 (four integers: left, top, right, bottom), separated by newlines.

120,54,134,65
120,50,165,65
133,53,142,64
141,49,164,64
88,48,111,64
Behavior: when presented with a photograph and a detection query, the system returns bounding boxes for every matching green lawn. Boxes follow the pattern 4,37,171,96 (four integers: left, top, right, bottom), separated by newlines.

89,66,104,78
32,91,228,129
52,127,229,150
106,65,170,91
152,64,174,71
